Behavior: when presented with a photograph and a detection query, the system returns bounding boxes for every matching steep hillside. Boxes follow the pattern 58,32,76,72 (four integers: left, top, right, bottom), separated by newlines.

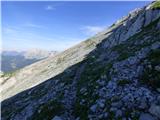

1,1,160,120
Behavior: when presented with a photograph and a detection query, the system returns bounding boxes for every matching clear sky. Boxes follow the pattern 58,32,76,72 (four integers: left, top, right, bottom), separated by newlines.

2,1,150,51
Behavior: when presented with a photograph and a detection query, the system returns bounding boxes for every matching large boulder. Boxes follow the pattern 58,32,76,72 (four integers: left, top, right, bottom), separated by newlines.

149,104,160,119
139,113,155,120
52,116,62,120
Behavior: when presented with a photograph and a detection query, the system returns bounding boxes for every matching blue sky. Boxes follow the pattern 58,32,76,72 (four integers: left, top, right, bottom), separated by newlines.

2,1,150,51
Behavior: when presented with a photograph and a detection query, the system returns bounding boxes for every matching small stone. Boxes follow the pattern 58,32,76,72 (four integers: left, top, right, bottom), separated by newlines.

99,102,105,108
38,109,41,113
149,104,160,119
157,88,160,93
90,104,97,112
107,81,117,89
75,117,80,120
98,114,104,119
157,96,160,104
139,101,148,109
148,65,152,69
55,80,59,84
80,99,85,104
101,75,107,79
151,42,160,50
80,88,87,94
115,110,122,118
155,65,160,72
139,113,155,120
128,118,132,120
28,90,32,95
104,112,108,118
110,107,117,112
122,118,127,120
97,99,105,108
52,116,62,120
111,101,123,108
157,21,160,29
97,79,105,86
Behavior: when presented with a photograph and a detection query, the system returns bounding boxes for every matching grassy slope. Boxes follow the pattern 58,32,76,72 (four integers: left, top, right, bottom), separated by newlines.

151,1,160,9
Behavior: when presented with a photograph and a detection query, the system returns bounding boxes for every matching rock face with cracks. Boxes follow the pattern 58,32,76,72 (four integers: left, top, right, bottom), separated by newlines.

1,1,160,120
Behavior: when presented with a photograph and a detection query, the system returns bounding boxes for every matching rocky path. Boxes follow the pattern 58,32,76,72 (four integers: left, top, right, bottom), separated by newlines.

62,63,86,120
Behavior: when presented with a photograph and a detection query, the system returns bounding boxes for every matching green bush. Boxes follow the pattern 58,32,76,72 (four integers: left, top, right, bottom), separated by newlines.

141,67,160,88
141,49,160,88
31,100,64,120
74,101,89,120
151,1,160,9
117,79,131,86
1,71,17,78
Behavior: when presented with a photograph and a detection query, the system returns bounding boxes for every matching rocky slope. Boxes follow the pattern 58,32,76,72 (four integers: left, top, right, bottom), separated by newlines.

1,1,160,120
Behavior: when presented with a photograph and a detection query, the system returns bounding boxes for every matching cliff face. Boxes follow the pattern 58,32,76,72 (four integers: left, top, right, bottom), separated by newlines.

1,1,160,120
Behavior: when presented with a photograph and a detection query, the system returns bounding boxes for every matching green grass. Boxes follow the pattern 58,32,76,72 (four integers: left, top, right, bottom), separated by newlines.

74,55,113,119
31,99,64,120
1,71,17,78
2,103,28,120
74,102,89,120
30,90,47,100
117,79,131,86
148,49,160,66
57,57,65,64
151,1,160,9
141,49,160,88
84,39,96,49
108,111,115,120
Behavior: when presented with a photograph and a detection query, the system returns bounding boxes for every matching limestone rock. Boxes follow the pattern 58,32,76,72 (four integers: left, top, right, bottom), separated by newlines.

52,116,62,120
139,113,155,120
149,104,160,119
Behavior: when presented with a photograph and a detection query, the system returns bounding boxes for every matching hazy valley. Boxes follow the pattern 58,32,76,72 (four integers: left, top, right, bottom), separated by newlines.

1,49,58,73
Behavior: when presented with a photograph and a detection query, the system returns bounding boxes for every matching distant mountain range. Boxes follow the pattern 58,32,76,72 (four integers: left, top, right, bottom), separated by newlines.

1,49,58,73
